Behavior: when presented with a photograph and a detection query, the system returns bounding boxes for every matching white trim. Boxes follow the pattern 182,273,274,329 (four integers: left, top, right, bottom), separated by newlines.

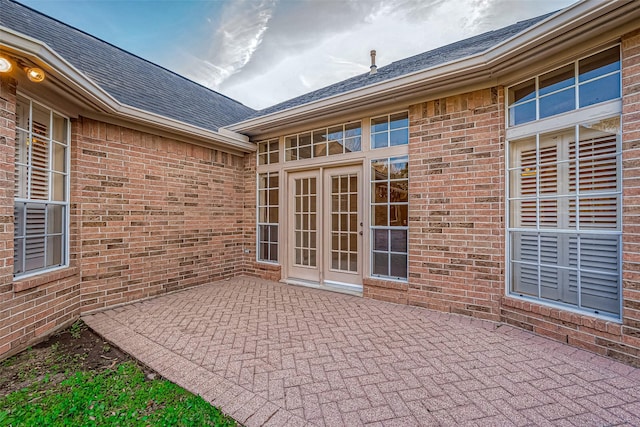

0,26,253,153
506,44,621,130
256,171,280,264
13,93,71,279
227,0,639,134
505,115,622,320
280,278,363,297
506,100,621,140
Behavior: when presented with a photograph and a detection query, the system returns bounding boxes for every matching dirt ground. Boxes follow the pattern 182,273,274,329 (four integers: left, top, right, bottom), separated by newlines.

0,321,147,398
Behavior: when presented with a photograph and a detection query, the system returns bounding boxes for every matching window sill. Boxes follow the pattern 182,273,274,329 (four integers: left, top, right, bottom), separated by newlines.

364,276,409,291
255,261,281,268
13,266,79,293
503,294,622,325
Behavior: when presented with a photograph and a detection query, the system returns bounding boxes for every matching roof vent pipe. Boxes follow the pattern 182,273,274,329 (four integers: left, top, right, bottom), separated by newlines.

370,50,377,75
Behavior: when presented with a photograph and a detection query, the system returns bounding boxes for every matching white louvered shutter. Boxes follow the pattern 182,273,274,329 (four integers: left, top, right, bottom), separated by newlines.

574,134,620,313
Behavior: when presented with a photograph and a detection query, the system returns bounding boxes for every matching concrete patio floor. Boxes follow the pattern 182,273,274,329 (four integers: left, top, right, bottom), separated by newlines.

83,276,640,426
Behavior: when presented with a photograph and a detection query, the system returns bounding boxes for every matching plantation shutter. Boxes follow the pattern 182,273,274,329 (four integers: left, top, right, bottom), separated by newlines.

511,126,620,315
574,133,619,313
23,204,46,271
30,113,50,200
511,142,538,296
14,101,50,274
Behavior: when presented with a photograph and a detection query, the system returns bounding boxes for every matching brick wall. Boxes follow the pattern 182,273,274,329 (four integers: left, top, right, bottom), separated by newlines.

240,150,282,282
75,117,248,313
0,75,81,358
364,87,505,321
0,83,255,359
621,28,640,364
363,32,640,367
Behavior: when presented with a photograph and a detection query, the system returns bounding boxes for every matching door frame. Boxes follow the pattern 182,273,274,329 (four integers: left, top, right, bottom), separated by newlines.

285,164,363,292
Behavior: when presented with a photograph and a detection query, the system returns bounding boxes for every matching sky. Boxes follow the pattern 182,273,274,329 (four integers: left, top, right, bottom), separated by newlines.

19,0,577,110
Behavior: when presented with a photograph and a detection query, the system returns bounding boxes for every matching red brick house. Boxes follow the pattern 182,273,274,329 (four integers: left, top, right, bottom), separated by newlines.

2,0,640,366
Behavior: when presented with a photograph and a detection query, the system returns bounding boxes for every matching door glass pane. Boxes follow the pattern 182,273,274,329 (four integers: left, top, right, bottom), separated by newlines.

330,172,358,272
294,177,317,267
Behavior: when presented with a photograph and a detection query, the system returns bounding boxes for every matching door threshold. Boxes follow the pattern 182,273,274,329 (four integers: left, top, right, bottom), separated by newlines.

281,278,363,297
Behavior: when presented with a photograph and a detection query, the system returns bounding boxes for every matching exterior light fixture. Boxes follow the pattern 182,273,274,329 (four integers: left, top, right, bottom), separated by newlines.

0,55,12,73
25,67,45,82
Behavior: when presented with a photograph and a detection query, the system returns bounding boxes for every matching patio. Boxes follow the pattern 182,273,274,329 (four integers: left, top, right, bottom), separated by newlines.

83,277,640,426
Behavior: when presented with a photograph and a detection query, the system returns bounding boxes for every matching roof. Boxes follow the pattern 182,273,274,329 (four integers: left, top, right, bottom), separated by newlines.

250,12,555,119
0,0,255,132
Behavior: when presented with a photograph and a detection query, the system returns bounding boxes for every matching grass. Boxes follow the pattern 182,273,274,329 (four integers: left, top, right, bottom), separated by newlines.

0,361,236,427
0,322,237,427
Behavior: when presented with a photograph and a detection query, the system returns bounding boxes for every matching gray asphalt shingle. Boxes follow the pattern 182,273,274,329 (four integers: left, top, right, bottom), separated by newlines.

2,0,557,129
250,11,555,119
0,0,255,132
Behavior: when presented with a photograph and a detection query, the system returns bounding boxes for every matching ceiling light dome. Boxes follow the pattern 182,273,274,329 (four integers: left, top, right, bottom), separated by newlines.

25,67,45,82
0,55,12,73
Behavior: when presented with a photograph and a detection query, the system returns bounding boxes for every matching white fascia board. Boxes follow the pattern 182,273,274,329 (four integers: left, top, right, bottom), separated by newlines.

0,27,252,152
227,0,635,134
485,0,635,63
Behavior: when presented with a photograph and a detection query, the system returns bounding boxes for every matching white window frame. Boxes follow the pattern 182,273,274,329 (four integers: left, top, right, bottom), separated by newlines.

14,94,71,279
284,121,362,162
507,44,621,128
254,110,410,283
257,138,279,165
256,171,279,264
370,155,409,281
505,103,623,320
370,111,409,150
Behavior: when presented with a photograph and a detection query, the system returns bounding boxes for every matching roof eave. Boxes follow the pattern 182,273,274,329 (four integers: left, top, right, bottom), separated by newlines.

0,26,253,152
226,0,638,136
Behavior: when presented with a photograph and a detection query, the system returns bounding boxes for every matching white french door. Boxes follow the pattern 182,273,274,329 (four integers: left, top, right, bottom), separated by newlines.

287,165,363,290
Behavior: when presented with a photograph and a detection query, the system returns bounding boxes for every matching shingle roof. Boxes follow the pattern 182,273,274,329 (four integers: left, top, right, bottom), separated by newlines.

250,11,555,119
0,0,256,132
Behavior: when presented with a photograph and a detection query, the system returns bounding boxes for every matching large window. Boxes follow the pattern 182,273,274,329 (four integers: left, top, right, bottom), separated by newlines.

371,156,408,279
508,46,620,127
285,121,361,161
257,172,279,262
14,95,69,277
508,117,621,317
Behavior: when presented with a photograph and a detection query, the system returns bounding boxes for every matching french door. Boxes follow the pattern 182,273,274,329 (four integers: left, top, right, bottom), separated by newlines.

287,165,363,290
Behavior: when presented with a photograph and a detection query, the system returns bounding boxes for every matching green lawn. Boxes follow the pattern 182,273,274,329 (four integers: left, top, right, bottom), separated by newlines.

0,361,236,426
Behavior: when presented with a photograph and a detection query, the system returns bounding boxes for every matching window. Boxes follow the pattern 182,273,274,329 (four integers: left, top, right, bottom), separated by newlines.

371,156,408,279
508,46,620,126
371,112,408,149
285,121,361,161
508,116,621,317
257,172,279,262
14,95,69,277
258,138,279,165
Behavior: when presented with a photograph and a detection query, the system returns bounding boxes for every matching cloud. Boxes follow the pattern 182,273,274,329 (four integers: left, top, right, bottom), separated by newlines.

184,0,277,89
179,0,576,109
219,0,498,108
